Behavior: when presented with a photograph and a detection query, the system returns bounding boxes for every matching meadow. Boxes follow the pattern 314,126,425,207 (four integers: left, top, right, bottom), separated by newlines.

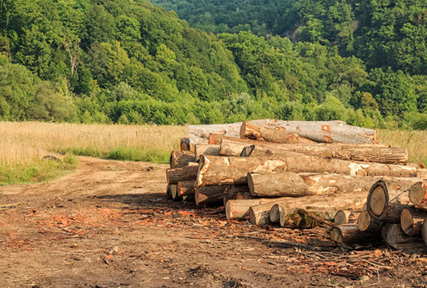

0,121,425,185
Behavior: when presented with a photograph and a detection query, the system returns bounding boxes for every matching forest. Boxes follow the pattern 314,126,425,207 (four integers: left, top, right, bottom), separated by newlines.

0,0,426,129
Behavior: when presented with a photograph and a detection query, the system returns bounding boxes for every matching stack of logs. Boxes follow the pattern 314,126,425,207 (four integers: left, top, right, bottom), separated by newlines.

165,119,427,251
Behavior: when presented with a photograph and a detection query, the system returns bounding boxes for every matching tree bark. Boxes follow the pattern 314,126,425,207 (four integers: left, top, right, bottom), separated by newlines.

367,180,412,223
194,186,225,206
180,137,194,152
382,223,426,251
421,217,427,247
219,139,251,157
197,155,420,187
190,119,377,144
334,211,360,225
247,172,308,197
409,182,427,210
357,210,383,233
195,144,220,161
166,166,199,184
400,208,425,236
170,151,196,168
240,120,314,143
330,224,379,245
236,138,407,165
225,191,367,220
224,185,251,199
209,134,263,145
177,180,195,197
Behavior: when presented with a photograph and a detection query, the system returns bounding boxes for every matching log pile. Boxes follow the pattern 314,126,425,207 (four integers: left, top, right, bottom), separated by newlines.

165,119,427,251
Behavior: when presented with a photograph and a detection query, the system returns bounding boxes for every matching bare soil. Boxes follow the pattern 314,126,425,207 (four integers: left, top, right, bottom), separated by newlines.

1,157,427,287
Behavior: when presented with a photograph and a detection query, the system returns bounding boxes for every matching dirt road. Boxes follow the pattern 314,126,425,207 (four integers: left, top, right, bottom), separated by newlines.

0,157,426,287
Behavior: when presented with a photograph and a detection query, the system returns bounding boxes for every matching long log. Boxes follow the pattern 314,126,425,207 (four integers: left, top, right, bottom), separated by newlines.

367,180,412,223
357,210,382,233
409,182,427,210
194,186,225,206
166,166,199,184
194,144,220,161
382,223,426,251
247,172,308,197
177,180,195,197
233,138,408,165
209,134,263,145
334,211,360,225
225,191,367,220
170,151,196,168
240,120,313,143
400,208,425,236
330,224,379,245
190,119,377,144
219,139,250,157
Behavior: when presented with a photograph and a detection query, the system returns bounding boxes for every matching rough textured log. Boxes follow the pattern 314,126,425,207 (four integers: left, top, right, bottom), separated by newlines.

194,186,225,206
219,139,250,157
224,185,251,199
280,209,332,229
400,208,425,236
249,202,282,225
237,139,408,165
382,223,426,251
195,144,220,161
180,137,194,152
170,151,196,168
330,224,379,245
177,180,195,197
357,210,382,233
209,134,263,145
187,162,199,167
191,119,376,144
367,180,412,223
248,172,308,197
409,182,427,210
226,191,367,220
197,154,420,187
166,166,199,184
334,211,360,225
240,120,313,143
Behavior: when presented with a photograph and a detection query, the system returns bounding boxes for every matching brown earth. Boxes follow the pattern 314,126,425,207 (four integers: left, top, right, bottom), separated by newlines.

1,156,427,287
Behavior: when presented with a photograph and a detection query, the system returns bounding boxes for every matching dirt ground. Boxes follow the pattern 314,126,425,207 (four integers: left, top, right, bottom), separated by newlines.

1,157,427,287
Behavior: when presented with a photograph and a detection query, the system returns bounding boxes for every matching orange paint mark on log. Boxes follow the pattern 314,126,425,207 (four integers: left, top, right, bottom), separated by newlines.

324,136,332,142
321,125,330,131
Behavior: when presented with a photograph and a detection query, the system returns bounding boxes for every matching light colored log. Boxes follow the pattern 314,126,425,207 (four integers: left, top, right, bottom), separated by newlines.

224,185,251,199
166,166,199,184
194,186,225,206
187,162,199,167
170,150,196,168
180,137,194,152
177,180,195,197
219,139,250,157
357,210,382,233
334,211,360,225
247,172,308,197
409,182,427,210
194,144,220,161
269,204,284,223
170,184,181,201
330,224,379,245
382,223,426,251
400,208,425,236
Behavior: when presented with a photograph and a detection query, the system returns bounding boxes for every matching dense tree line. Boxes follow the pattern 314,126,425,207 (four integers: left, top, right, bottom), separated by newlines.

0,0,426,129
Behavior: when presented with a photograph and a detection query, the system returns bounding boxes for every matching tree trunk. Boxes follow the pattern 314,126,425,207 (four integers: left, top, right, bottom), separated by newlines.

247,172,308,197
195,144,220,161
166,166,199,184
400,208,425,236
190,119,377,144
367,180,412,223
224,185,251,199
219,139,251,157
236,138,407,165
170,151,196,168
357,210,383,233
240,120,314,143
194,186,225,206
330,224,379,245
225,191,367,220
334,211,360,225
177,180,195,196
382,223,426,251
197,155,420,187
409,182,427,210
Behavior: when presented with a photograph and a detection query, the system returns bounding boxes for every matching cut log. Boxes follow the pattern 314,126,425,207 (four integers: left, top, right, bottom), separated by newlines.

269,203,284,224
219,139,250,157
382,223,426,251
249,202,281,225
240,120,314,143
367,180,412,223
190,119,377,144
194,144,220,161
166,184,173,200
247,172,308,197
197,155,420,187
281,209,332,229
330,224,379,245
209,134,263,145
177,180,195,197
421,217,427,247
187,162,199,167
180,137,194,152
194,186,225,206
235,138,408,165
170,151,196,168
224,185,251,199
334,211,360,225
400,208,425,236
169,184,181,201
357,210,382,233
166,166,199,184
409,181,427,210
226,191,367,220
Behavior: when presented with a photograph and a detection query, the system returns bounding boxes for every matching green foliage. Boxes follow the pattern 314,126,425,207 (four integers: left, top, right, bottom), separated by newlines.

106,147,169,163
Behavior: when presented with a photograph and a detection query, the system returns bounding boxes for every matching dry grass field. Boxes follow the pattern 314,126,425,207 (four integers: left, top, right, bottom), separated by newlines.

0,121,425,185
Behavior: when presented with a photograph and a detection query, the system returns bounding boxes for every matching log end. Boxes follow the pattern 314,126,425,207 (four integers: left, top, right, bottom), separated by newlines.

269,204,283,223
334,210,349,225
330,227,343,243
357,211,371,232
367,180,388,219
409,182,426,206
400,208,414,235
